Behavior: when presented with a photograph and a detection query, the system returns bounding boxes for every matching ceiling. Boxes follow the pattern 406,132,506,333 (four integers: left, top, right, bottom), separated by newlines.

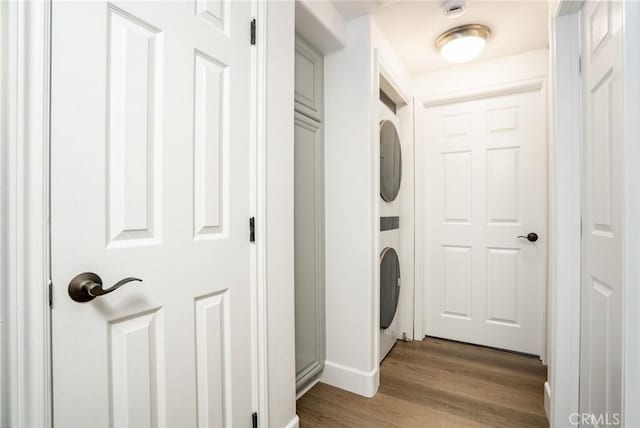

369,0,549,75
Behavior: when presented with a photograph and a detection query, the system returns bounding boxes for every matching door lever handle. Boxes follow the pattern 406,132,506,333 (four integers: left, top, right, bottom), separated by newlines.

68,272,142,303
517,232,539,243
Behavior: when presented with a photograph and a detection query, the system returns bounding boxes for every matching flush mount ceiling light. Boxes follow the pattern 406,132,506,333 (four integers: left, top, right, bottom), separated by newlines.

435,24,491,64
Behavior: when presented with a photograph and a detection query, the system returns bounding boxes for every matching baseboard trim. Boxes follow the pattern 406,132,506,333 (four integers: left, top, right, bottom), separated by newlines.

320,360,379,398
285,415,300,428
544,381,551,419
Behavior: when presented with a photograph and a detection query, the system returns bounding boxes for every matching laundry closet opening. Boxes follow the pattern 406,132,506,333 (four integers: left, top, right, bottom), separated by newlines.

378,77,414,363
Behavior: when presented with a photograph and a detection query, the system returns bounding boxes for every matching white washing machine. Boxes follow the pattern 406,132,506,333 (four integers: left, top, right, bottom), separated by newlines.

379,108,402,361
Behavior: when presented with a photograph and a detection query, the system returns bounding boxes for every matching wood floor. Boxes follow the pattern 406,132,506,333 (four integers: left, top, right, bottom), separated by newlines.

297,338,548,428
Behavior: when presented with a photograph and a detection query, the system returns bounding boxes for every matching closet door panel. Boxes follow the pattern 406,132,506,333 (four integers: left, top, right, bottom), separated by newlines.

294,112,325,388
294,37,323,122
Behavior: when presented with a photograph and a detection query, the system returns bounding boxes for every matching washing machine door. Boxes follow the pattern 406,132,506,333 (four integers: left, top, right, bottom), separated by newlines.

379,120,402,202
380,247,400,329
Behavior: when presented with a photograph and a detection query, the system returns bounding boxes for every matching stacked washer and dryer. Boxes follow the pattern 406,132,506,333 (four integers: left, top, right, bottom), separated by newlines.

379,100,403,361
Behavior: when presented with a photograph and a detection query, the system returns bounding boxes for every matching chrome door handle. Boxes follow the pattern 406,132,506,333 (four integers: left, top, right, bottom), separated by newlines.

517,232,539,242
68,272,142,303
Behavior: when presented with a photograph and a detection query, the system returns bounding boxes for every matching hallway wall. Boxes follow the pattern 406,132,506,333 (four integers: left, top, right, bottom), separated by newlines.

322,13,412,398
323,15,378,396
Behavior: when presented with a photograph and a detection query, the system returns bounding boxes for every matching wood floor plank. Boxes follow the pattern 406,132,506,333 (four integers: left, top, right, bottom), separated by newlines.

297,338,548,428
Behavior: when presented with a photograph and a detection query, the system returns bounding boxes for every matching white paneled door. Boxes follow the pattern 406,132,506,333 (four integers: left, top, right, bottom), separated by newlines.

580,1,623,424
422,89,546,355
51,2,253,427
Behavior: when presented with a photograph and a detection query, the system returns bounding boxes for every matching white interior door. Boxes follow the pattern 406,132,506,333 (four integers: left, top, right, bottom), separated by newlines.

422,89,546,355
50,1,253,426
579,1,623,424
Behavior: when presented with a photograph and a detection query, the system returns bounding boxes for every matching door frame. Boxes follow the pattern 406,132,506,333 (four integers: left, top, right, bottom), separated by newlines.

413,77,548,361
546,2,582,425
548,0,640,426
621,2,640,423
0,1,272,426
0,1,52,425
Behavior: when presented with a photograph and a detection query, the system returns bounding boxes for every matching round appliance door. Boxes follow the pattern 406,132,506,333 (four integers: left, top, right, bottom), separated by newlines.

379,120,402,202
380,247,400,329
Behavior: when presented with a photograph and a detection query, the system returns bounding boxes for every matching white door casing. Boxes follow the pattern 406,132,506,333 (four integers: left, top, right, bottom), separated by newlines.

422,88,546,355
579,1,623,424
50,1,253,426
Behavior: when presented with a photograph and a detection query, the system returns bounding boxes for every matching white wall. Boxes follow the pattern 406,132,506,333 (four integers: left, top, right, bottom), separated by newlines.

323,15,379,397
372,20,411,98
412,49,549,99
264,2,298,427
295,0,345,53
321,14,414,396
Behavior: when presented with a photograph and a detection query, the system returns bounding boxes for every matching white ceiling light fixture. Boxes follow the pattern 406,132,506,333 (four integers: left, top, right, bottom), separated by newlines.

435,24,491,64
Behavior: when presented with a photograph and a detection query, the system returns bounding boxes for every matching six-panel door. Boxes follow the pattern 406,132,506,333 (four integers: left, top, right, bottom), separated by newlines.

50,1,253,426
580,1,623,423
423,89,546,355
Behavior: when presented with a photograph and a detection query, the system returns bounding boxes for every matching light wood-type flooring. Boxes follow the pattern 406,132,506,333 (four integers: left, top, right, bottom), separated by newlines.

297,338,548,428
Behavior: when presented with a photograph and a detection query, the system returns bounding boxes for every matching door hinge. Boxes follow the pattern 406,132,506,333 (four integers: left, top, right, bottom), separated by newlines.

249,216,255,242
579,55,582,74
250,19,256,45
252,412,258,428
48,279,53,307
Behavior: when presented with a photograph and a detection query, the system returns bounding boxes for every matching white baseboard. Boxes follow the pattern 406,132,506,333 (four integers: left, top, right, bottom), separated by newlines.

285,415,300,428
544,381,551,419
320,360,379,398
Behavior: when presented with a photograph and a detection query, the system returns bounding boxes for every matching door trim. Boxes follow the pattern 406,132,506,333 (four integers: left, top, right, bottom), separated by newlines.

0,1,52,426
253,1,269,426
622,2,640,424
0,1,269,426
547,4,583,425
421,78,545,108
